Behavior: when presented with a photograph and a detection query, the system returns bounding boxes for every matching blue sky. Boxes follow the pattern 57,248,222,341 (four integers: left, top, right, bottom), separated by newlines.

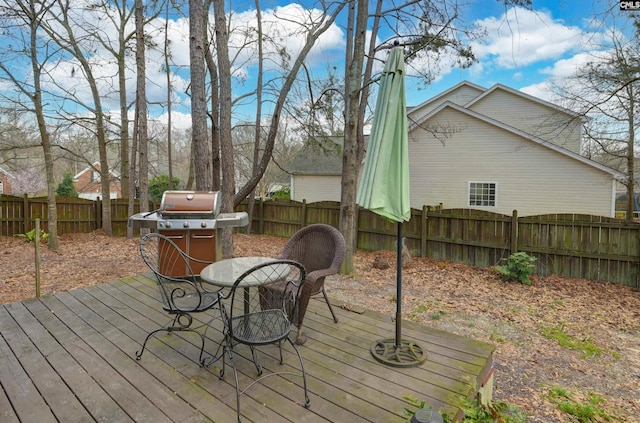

0,0,632,130
407,0,628,106
212,0,635,125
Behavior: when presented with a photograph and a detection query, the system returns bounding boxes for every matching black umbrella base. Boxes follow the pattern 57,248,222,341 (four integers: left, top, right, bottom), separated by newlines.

371,338,427,368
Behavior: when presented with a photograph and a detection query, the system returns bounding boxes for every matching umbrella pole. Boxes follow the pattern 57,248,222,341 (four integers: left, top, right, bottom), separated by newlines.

370,221,427,368
396,222,402,347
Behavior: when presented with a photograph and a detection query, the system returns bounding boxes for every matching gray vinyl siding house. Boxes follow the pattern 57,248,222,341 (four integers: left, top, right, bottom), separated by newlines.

290,136,344,203
409,102,618,216
466,84,583,154
291,173,342,203
291,81,624,217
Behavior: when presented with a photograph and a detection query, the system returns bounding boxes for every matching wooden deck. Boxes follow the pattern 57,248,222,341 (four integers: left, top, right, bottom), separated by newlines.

0,273,494,422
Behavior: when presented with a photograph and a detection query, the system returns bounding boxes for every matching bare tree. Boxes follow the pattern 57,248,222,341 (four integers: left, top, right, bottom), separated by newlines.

341,0,369,273
338,0,523,272
89,0,136,199
164,0,174,191
191,0,211,191
0,0,60,249
211,0,234,255
135,0,149,218
230,4,347,206
555,20,640,221
244,0,264,234
41,0,115,234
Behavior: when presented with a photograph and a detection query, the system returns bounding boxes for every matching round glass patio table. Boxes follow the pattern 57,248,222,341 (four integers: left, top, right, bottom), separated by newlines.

200,256,288,288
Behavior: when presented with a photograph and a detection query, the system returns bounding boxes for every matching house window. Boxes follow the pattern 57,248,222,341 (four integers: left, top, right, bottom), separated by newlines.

91,171,100,182
469,182,496,207
0,180,3,195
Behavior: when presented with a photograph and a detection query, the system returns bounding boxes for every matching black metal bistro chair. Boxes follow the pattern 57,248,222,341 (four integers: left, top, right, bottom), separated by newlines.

136,232,222,366
218,259,310,422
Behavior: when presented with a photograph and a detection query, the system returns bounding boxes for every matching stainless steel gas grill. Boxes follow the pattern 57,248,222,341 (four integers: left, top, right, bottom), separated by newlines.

128,190,249,275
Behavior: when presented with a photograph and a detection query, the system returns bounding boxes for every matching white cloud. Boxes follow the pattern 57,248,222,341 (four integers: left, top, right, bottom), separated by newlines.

472,7,586,70
539,51,597,78
229,4,344,75
519,81,554,102
14,1,343,123
153,111,193,130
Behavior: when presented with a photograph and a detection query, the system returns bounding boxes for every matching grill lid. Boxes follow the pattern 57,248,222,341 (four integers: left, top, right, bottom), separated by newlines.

159,190,220,218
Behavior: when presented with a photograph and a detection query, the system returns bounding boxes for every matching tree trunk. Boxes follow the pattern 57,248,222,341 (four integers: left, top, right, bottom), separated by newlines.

191,0,211,191
246,0,264,234
204,0,220,192
213,0,235,256
135,0,149,216
626,87,635,222
340,0,368,274
26,0,59,250
164,1,173,191
118,38,130,199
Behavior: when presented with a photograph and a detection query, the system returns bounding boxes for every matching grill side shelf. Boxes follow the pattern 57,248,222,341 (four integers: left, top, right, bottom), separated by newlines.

216,212,249,228
128,212,160,229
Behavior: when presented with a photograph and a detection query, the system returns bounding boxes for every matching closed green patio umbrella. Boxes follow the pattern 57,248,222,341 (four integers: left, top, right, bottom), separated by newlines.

357,45,426,367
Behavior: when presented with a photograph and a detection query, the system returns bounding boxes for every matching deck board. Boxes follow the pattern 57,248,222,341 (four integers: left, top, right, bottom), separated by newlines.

0,273,494,422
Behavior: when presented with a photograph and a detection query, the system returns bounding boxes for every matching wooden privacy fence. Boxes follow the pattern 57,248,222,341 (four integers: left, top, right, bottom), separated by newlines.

0,194,155,236
239,200,640,289
3,195,639,288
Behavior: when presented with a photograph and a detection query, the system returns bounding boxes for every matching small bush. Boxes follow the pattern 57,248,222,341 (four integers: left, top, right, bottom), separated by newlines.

14,228,49,243
496,252,536,285
56,173,78,197
403,385,528,423
271,186,290,199
149,175,180,202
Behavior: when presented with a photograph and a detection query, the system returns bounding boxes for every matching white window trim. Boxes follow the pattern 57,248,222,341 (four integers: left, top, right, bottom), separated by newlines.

468,181,497,208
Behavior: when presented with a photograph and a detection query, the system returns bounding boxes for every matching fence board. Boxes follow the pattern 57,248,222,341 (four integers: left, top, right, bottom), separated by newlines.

518,214,640,288
425,209,511,268
0,195,23,236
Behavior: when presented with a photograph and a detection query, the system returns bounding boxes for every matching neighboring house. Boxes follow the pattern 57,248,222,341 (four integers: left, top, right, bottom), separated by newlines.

292,81,625,217
72,162,121,200
290,136,343,203
0,166,14,195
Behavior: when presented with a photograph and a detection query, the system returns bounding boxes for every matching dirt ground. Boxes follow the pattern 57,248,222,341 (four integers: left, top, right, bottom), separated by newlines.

1,231,639,422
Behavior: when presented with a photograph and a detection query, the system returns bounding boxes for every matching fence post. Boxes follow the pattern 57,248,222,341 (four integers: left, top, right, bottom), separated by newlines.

258,198,264,235
23,194,30,234
421,205,428,258
301,199,307,227
35,218,41,298
96,196,102,230
511,209,518,255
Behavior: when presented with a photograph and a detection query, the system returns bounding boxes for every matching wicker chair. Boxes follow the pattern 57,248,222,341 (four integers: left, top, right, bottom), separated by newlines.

277,224,346,344
136,233,222,366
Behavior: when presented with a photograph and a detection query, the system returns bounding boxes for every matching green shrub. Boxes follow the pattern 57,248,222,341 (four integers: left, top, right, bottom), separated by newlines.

454,393,528,423
14,228,49,243
403,388,528,423
271,186,290,199
149,175,180,202
496,252,537,285
56,173,78,197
